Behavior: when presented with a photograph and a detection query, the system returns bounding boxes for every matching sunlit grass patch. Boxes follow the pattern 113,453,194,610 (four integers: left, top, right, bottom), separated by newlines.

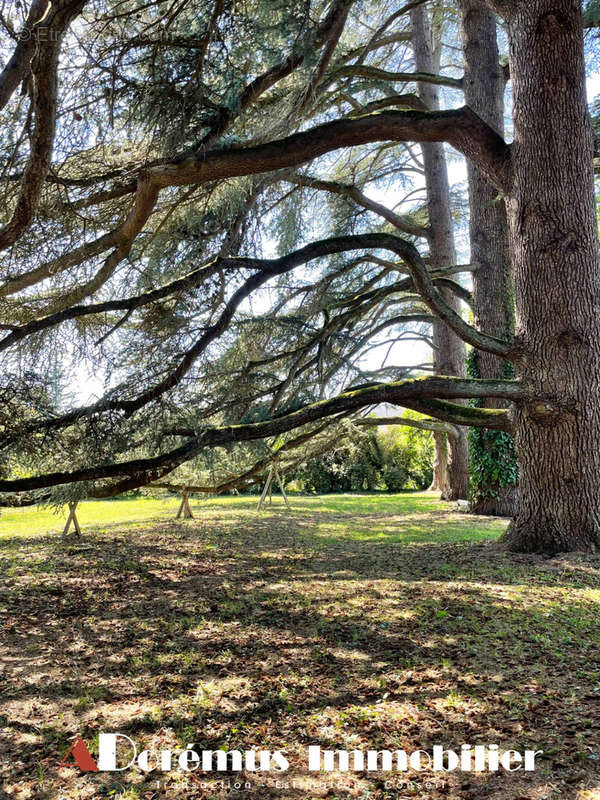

0,496,180,538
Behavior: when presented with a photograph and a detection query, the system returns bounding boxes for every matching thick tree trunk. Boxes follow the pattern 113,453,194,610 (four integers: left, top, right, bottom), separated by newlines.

428,430,448,491
503,0,600,552
411,5,469,501
459,0,518,517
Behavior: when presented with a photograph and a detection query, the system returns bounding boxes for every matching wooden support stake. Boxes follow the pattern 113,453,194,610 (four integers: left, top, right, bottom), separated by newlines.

63,501,81,537
176,489,194,519
258,465,290,511
273,467,291,511
257,467,274,511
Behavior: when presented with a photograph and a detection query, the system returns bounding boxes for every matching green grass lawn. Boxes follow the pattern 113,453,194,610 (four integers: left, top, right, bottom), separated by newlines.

0,495,182,538
0,490,498,541
1,493,599,800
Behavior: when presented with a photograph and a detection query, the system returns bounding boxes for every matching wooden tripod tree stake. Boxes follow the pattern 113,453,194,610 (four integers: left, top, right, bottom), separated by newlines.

257,464,290,511
62,501,81,537
273,466,291,510
176,488,194,519
257,467,273,511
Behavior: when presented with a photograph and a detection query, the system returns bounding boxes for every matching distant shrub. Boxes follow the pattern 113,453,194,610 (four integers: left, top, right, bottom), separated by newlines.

382,464,409,492
293,416,433,493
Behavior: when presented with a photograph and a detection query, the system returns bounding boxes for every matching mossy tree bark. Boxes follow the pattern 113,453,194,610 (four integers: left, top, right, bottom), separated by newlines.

502,0,600,552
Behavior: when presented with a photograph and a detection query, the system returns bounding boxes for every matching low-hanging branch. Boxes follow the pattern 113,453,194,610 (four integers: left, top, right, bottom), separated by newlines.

0,376,520,494
151,418,340,495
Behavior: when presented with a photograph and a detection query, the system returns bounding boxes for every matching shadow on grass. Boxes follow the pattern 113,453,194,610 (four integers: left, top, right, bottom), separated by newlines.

1,500,599,799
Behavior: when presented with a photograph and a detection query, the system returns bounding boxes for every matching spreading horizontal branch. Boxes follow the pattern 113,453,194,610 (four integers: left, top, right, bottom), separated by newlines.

396,398,511,430
0,179,158,297
154,108,511,192
332,65,464,90
152,418,340,495
0,252,232,351
355,415,459,437
3,232,510,439
0,376,520,493
0,106,511,300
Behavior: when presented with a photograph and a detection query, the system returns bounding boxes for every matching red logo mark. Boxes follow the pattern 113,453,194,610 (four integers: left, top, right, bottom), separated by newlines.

58,736,99,772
